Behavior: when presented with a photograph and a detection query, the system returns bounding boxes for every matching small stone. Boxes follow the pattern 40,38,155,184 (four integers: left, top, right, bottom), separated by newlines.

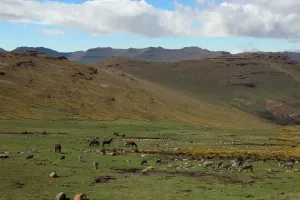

74,193,88,200
50,172,58,178
56,192,67,200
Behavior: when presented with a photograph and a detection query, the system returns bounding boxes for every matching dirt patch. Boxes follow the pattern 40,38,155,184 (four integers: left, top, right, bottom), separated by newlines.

93,175,116,183
111,168,140,173
156,171,247,185
124,137,163,141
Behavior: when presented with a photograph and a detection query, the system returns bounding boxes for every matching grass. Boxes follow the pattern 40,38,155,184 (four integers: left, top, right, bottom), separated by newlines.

1,119,300,200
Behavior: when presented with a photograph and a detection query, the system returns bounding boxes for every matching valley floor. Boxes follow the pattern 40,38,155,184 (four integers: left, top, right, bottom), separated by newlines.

1,119,300,200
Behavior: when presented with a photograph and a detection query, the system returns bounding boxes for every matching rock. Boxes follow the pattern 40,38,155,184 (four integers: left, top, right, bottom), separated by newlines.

0,154,9,159
105,152,116,156
142,166,154,173
246,194,254,198
56,192,67,200
50,172,58,178
74,193,89,200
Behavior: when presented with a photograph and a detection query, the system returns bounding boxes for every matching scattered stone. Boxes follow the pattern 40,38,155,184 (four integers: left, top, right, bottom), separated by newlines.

56,192,67,200
74,193,89,200
246,194,254,198
142,166,154,173
0,71,5,76
0,154,9,159
105,152,116,156
50,172,58,178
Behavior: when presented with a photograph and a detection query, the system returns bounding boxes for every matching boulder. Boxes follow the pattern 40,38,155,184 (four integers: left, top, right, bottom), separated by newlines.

56,192,67,200
0,154,9,159
105,151,116,156
50,172,58,178
74,193,89,200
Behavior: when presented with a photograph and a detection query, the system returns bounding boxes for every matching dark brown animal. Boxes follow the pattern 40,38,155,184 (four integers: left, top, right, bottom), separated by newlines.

141,159,148,165
89,140,100,147
55,144,62,153
113,132,119,137
124,141,138,148
103,138,113,147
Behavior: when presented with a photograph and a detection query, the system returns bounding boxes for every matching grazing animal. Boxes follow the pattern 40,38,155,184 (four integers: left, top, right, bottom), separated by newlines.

113,132,119,137
203,161,215,169
156,159,162,165
124,141,138,148
93,161,99,169
60,155,65,161
120,133,125,137
89,140,100,147
26,154,34,159
79,156,83,162
141,159,148,166
55,144,62,153
127,159,132,164
239,163,253,172
102,138,113,147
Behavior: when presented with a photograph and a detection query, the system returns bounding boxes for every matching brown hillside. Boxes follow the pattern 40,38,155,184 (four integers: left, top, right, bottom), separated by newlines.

97,53,300,125
0,51,273,129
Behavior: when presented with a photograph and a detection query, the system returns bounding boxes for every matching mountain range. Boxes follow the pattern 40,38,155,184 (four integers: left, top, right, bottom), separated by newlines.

2,46,300,64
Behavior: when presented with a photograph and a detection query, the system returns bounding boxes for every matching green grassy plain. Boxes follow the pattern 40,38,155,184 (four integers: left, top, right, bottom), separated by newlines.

1,120,300,200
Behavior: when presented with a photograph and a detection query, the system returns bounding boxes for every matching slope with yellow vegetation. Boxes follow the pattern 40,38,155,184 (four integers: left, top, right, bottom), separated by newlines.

97,53,300,125
0,51,273,129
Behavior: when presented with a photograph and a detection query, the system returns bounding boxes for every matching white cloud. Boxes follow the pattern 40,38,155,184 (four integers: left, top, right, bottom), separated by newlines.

37,28,67,36
0,0,299,40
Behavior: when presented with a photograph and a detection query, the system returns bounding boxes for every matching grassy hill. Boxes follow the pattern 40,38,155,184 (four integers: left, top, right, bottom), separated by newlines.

97,53,300,125
0,51,274,129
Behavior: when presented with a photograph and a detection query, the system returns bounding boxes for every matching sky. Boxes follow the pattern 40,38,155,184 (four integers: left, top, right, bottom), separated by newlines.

0,0,299,53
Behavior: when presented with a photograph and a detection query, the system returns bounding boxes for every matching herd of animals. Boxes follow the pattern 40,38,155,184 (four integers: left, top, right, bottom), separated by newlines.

11,132,299,173
20,132,297,175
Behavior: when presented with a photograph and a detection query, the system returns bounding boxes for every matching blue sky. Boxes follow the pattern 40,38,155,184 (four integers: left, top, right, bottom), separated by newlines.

0,0,299,53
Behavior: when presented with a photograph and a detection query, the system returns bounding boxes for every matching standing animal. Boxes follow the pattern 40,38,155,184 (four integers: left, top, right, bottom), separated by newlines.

120,133,125,137
26,154,34,159
127,159,132,164
155,159,162,165
93,161,99,169
239,163,253,172
141,159,148,166
124,141,138,148
102,138,113,147
55,144,62,153
79,156,83,162
89,140,100,147
60,155,65,161
113,132,119,137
